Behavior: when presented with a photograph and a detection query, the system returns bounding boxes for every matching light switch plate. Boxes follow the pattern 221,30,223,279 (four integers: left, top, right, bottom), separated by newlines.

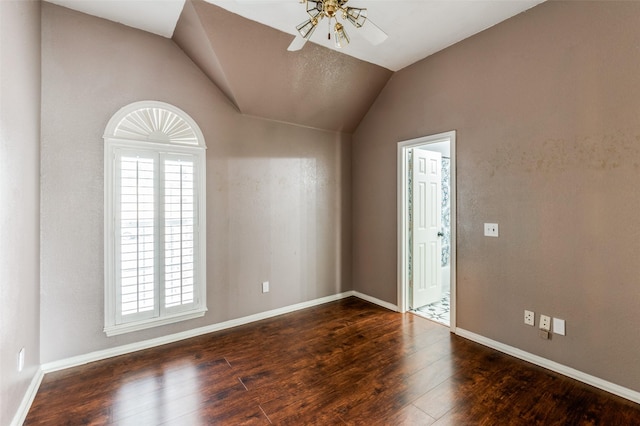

262,281,269,293
18,348,24,372
553,318,566,336
484,223,499,237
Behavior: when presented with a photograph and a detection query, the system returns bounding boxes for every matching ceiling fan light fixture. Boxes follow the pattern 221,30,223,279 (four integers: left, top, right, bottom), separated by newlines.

344,7,367,28
334,22,350,48
296,18,319,39
306,0,322,19
289,0,384,51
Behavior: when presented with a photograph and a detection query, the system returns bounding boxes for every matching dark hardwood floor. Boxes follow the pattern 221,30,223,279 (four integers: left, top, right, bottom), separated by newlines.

26,297,640,425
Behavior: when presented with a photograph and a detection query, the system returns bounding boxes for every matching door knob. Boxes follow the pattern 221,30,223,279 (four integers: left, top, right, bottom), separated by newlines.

437,232,444,237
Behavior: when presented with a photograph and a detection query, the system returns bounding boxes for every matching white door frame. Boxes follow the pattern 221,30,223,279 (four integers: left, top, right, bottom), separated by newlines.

397,131,456,332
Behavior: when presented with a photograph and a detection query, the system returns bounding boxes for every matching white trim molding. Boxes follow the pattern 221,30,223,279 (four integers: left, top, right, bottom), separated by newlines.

19,293,640,421
353,291,399,312
104,308,207,337
44,292,356,373
43,291,400,373
455,328,640,405
10,367,44,426
397,131,457,331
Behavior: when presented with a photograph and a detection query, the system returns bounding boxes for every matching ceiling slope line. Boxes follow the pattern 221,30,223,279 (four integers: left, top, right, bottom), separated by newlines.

173,0,242,112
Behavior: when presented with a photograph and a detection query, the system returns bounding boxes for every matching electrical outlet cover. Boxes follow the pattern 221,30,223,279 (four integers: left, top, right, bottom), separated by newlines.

539,314,551,331
524,310,535,326
484,223,499,237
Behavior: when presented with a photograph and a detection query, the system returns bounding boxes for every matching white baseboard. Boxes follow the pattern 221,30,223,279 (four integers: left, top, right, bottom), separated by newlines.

455,328,640,405
11,367,44,426
20,295,640,421
353,291,399,312
42,291,357,373
41,290,401,374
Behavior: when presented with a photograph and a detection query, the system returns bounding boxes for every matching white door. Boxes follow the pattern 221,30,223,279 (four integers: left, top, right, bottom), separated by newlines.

411,148,442,308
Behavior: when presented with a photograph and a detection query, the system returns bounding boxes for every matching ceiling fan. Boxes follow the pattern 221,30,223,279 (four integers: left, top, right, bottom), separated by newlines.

286,0,388,51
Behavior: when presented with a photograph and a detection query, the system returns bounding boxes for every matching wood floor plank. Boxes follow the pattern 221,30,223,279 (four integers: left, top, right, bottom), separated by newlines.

412,377,463,420
25,297,640,425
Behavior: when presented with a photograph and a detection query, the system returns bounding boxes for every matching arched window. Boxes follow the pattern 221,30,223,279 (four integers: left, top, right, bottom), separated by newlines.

103,101,207,336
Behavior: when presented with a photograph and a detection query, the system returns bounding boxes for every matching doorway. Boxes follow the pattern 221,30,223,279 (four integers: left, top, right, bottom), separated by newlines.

397,131,456,330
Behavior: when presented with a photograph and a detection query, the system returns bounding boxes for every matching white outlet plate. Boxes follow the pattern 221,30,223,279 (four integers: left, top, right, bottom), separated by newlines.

484,223,499,237
539,314,551,331
262,281,269,293
524,310,535,326
553,318,566,336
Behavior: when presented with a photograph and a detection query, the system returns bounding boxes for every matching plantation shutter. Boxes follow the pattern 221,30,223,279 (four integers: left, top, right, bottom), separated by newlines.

104,101,206,336
163,156,197,309
116,152,158,322
115,152,199,323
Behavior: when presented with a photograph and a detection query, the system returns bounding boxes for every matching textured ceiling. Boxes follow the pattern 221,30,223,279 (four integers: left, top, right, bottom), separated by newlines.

209,0,545,71
42,0,546,132
174,0,393,132
44,0,545,72
44,0,185,38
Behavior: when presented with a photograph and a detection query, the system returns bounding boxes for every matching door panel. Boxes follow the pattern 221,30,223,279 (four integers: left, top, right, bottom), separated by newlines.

411,149,442,308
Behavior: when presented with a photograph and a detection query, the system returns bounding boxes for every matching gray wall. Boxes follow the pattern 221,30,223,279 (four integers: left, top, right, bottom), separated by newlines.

40,3,351,364
0,1,41,424
353,1,640,392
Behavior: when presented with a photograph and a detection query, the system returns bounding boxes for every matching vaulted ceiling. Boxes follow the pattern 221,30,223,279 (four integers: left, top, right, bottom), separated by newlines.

43,0,545,132
173,0,392,132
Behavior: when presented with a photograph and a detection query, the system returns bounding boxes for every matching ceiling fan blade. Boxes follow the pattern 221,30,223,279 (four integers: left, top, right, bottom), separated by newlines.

360,19,388,46
287,35,308,51
344,7,367,28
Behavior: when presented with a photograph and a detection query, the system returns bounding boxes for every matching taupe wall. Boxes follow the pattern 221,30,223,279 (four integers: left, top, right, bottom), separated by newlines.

40,3,351,364
0,1,41,424
353,1,640,391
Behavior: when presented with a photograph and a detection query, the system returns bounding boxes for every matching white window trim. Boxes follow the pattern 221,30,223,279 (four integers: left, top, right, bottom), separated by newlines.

103,101,207,337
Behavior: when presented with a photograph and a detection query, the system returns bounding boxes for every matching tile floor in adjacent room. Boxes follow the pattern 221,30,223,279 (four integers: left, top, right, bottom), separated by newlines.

415,291,450,326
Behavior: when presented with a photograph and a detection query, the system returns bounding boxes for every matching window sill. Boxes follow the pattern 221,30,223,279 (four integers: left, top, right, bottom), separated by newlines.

104,308,207,337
